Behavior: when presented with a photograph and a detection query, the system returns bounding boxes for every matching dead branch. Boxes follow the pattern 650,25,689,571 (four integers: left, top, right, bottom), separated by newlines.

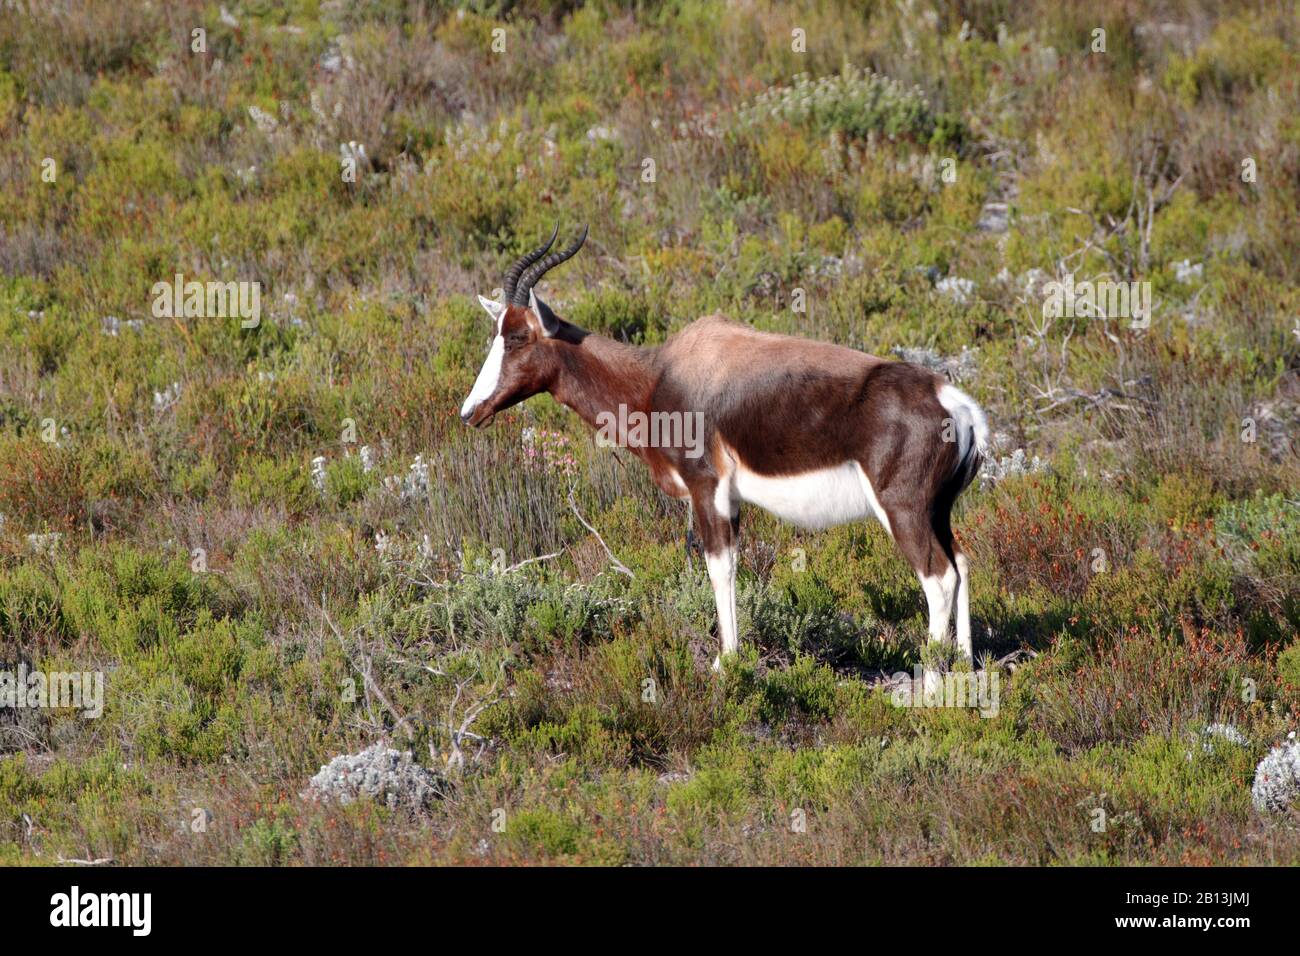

318,599,417,741
567,485,634,578
502,550,563,574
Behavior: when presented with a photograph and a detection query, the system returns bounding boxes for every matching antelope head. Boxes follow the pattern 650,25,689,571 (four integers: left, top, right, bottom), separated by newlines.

460,225,588,428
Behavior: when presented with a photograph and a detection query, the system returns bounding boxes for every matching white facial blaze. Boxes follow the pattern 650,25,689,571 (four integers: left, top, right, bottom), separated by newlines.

462,297,508,419
461,333,505,418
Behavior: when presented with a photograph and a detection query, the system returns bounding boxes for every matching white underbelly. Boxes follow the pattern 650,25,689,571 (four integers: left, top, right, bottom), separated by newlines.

732,461,890,532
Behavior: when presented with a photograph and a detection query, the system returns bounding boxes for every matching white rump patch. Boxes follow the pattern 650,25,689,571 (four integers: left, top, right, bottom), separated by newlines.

732,461,890,531
936,383,990,460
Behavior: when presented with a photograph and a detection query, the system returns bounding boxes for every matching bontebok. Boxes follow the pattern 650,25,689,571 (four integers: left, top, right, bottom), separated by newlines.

462,228,989,670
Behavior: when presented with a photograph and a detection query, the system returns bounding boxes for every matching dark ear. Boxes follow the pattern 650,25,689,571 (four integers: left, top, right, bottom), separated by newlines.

528,289,561,337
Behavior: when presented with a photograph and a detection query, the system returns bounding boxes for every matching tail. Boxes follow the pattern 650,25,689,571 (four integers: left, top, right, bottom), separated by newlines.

936,383,989,494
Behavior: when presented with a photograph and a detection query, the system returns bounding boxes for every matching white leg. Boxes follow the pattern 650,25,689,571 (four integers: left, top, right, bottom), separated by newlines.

920,564,961,655
706,546,738,669
954,551,972,662
918,566,957,696
919,564,957,645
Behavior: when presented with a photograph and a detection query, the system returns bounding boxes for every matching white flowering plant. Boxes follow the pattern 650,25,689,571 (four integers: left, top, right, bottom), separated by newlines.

739,67,963,149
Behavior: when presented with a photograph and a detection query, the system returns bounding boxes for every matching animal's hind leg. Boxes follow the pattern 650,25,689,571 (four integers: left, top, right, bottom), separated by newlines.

918,564,958,647
953,548,972,662
927,504,969,662
886,506,959,668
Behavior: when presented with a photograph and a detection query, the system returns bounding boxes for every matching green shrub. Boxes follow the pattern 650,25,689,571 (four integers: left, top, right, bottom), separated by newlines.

1216,494,1300,578
1162,16,1291,104
741,67,950,147
757,656,841,725
1277,641,1300,689
507,808,586,859
230,455,317,513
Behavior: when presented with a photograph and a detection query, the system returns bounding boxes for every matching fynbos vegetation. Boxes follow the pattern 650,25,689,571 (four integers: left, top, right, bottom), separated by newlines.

0,1,1298,867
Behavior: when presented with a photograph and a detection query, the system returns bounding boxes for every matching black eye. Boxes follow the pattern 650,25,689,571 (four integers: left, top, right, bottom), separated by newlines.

505,334,528,351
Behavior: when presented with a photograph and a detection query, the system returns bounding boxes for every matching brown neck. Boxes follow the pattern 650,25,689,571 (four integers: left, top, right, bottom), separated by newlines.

548,329,657,432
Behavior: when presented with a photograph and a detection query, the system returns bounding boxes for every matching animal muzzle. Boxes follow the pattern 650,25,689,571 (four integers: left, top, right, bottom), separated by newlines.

460,402,495,428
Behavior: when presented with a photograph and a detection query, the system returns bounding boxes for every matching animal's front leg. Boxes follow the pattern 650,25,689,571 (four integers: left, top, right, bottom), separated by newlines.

706,546,738,669
691,488,738,671
684,509,704,564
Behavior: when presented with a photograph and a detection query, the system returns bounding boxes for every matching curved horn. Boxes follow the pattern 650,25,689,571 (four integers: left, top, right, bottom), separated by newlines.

502,225,558,303
513,224,588,305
